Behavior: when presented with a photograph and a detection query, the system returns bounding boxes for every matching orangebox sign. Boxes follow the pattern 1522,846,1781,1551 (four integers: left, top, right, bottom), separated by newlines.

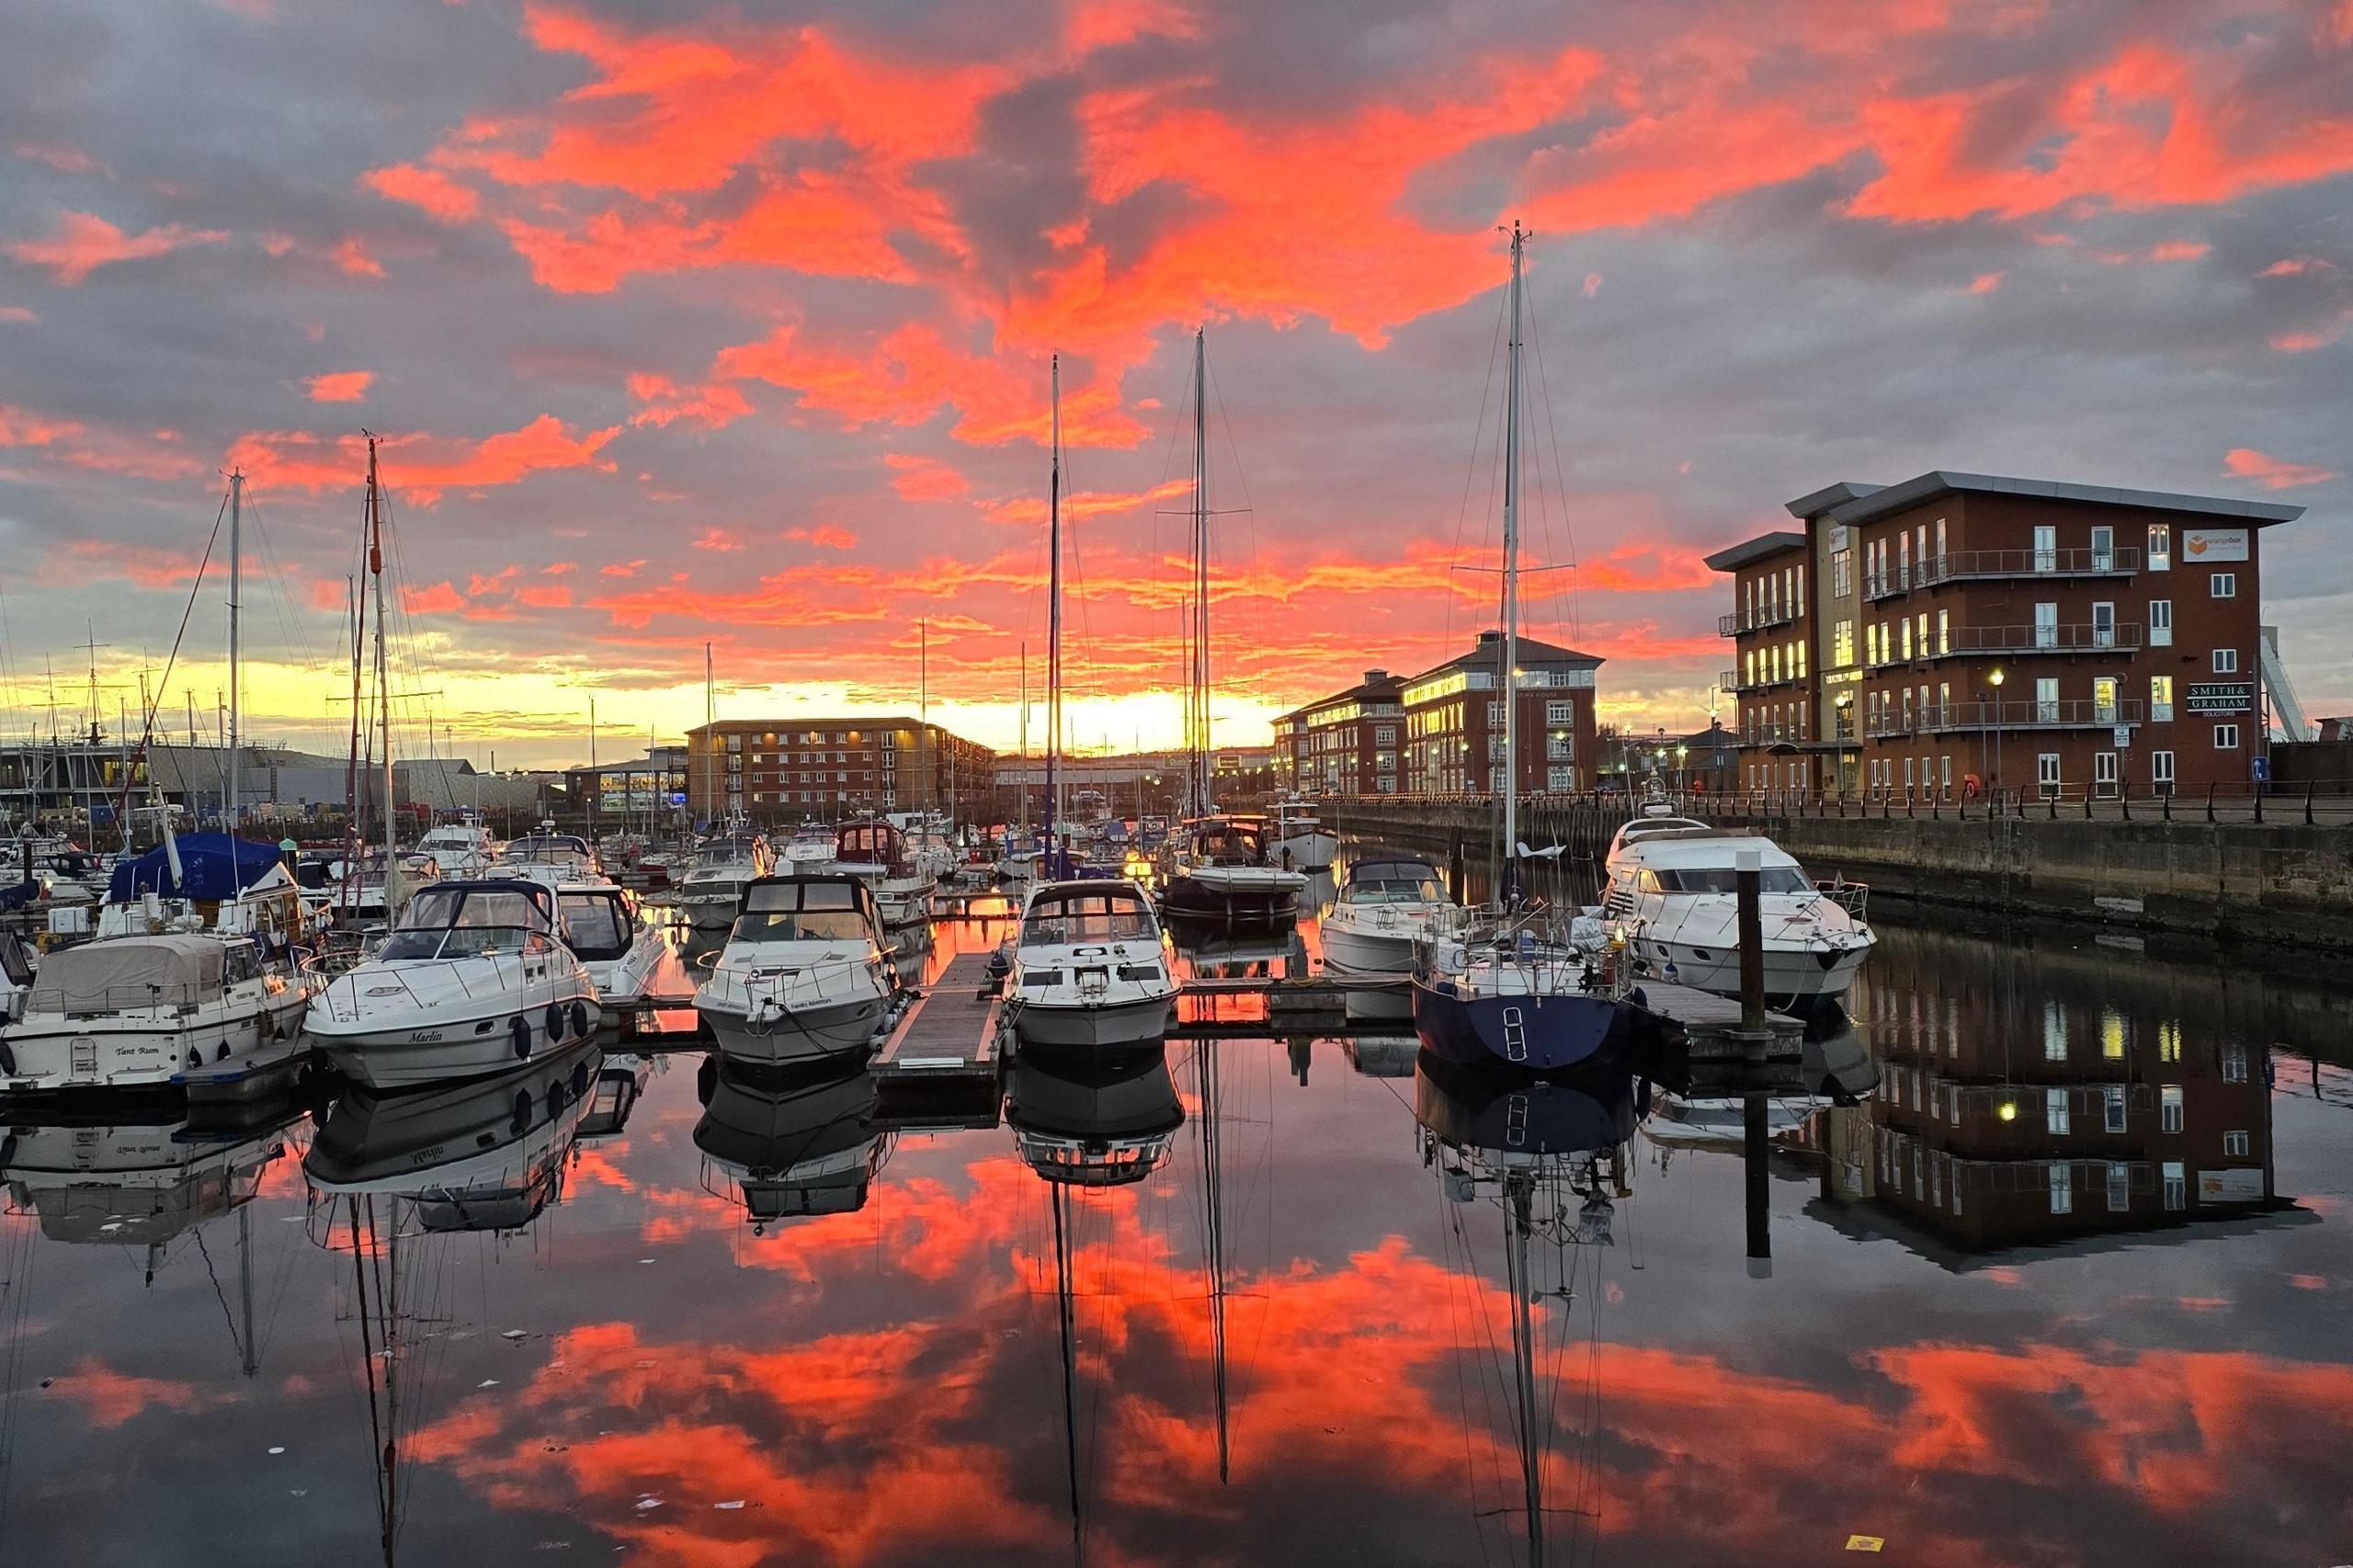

2182,527,2249,562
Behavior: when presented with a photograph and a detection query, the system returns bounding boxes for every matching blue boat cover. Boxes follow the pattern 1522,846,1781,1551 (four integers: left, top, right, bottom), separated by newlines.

107,833,285,903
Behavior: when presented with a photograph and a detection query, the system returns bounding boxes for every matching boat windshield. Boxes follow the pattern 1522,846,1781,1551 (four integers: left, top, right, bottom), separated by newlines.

379,885,554,960
732,880,873,944
1023,892,1155,944
1642,866,1811,894
1193,822,1266,860
697,839,758,866
559,892,632,960
1343,870,1444,904
506,836,592,864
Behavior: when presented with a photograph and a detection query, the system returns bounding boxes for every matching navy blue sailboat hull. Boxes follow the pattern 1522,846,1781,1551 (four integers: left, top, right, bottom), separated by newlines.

1410,976,1633,1074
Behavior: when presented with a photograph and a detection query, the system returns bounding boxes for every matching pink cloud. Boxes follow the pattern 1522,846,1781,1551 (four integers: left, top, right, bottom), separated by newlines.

305,370,374,403
692,528,744,551
6,210,228,284
1965,270,2006,293
2224,448,2340,490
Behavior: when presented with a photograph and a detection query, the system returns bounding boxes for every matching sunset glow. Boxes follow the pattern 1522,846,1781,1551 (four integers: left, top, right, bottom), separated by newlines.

3,0,2347,764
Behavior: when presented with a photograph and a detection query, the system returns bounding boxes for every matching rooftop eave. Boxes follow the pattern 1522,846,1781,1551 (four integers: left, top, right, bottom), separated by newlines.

1702,531,1809,573
1784,482,1885,519
1827,471,2307,528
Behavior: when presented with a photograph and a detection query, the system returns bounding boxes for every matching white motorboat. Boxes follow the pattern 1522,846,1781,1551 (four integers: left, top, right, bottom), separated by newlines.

311,853,442,928
304,881,602,1088
0,929,28,1023
694,874,901,1067
1318,855,1451,978
1157,816,1309,928
0,932,313,1095
416,822,501,878
552,880,664,1008
824,818,935,931
674,829,776,931
1269,798,1338,872
1009,880,1176,1050
493,830,604,892
779,822,837,868
1598,825,1875,1006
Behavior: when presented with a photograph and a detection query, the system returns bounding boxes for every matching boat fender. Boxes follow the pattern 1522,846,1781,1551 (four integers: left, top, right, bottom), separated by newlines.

217,1040,231,1062
568,1001,588,1040
0,1040,14,1076
187,1049,202,1069
511,1015,534,1060
1629,985,1649,1009
511,1091,532,1135
545,1003,567,1043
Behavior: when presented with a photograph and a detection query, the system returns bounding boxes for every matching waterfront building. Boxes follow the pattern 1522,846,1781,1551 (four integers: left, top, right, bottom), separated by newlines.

1399,631,1602,795
563,745,690,826
1708,472,2304,798
686,718,994,825
1272,669,1404,795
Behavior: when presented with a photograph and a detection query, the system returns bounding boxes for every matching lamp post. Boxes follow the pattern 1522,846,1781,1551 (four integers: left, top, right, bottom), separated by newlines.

1986,667,2006,798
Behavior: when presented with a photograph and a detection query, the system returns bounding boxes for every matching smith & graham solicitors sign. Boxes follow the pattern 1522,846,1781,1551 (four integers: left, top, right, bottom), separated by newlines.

2185,682,2255,713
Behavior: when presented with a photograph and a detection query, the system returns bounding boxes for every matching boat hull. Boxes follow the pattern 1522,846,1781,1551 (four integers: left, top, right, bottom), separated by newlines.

1274,831,1338,872
1410,977,1632,1074
311,996,602,1089
699,994,890,1067
1163,871,1300,929
1628,936,1871,1004
1013,991,1175,1051
1319,921,1419,977
0,990,312,1095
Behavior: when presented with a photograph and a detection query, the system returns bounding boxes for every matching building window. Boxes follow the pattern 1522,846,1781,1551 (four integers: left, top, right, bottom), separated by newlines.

2148,525,2171,571
2107,1162,2131,1211
2049,1164,2074,1215
2037,753,2062,796
2151,675,2174,722
1832,546,1852,598
2222,1042,2248,1083
2105,1085,2128,1133
2223,1130,2251,1157
2091,525,2114,569
2213,723,2240,750
2149,599,2172,647
2046,1088,2071,1135
2152,750,2176,792
2033,525,2057,572
1547,765,1573,790
2163,1161,2186,1210
2043,1001,2067,1061
2211,572,2236,599
2160,1085,2184,1133
2212,647,2238,674
1544,700,1572,724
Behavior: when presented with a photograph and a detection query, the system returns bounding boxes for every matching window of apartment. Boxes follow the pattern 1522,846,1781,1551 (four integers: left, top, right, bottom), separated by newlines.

1940,754,1954,794
2036,676,2060,722
2152,750,2176,793
1374,724,1396,744
1547,765,1574,790
2213,722,2241,750
1936,608,1949,654
1486,699,1506,724
1904,756,1916,790
2105,1085,2128,1133
1796,563,1806,611
2095,751,2119,797
2046,1087,2071,1134
2163,1161,2186,1210
2094,676,2120,723
2222,1042,2248,1083
1831,546,1853,598
2038,753,2062,796
2034,602,2059,648
2148,524,2174,569
2049,1164,2074,1215
1833,619,1856,666
1543,701,1571,724
2223,1130,2251,1157
2151,675,2174,722
2160,1085,2184,1133
2211,572,2236,599
2043,1001,2068,1062
2150,598,2172,647
1900,619,1913,660
2091,525,2114,570
2092,602,2116,648
2033,524,2057,572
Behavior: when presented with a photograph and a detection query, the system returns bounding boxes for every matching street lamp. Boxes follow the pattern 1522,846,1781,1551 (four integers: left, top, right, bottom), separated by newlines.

1984,667,2006,796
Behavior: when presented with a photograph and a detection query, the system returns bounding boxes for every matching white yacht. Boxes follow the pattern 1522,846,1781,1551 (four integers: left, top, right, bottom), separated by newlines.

416,822,500,878
1269,799,1338,872
1318,855,1451,978
0,929,29,1025
1599,824,1875,1006
304,881,602,1088
824,818,936,932
1157,816,1309,928
780,822,837,868
1009,880,1177,1050
675,829,775,932
553,881,664,1009
493,830,603,892
695,874,901,1066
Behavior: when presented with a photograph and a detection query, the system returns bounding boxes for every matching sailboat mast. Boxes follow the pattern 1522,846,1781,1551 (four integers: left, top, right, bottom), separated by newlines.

1190,329,1210,819
1506,1174,1542,1563
1017,643,1029,835
917,618,928,818
368,437,394,873
1501,222,1524,901
703,642,714,829
226,468,243,833
1046,355,1062,861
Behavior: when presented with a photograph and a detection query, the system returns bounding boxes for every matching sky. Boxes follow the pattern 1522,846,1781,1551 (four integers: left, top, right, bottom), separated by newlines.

1,0,2348,769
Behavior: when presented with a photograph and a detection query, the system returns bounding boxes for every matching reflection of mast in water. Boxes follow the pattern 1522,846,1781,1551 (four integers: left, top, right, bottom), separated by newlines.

1417,1053,1639,1568
1193,1039,1231,1483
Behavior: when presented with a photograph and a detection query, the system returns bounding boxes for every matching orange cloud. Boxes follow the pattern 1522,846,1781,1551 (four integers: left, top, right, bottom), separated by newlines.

44,1358,222,1429
625,372,752,430
362,161,481,222
6,210,229,284
2223,447,2339,490
692,528,744,551
225,414,621,505
2257,256,2332,278
882,452,970,502
0,403,82,447
305,369,374,403
981,477,1188,526
787,525,858,550
1965,271,2006,293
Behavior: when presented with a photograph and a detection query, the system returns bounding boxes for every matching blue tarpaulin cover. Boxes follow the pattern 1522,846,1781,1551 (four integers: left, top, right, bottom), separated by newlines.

107,834,284,903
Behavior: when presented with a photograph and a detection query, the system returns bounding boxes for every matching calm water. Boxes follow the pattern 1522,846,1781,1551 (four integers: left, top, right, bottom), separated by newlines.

2,900,2348,1567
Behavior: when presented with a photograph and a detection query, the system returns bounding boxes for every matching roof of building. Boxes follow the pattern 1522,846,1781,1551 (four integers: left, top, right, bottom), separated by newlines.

1821,471,2306,528
1405,631,1601,691
1276,669,1405,725
1784,482,1885,519
1702,531,1809,573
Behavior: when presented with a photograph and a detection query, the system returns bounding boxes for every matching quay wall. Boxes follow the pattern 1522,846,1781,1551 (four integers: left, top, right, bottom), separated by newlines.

1313,796,2353,954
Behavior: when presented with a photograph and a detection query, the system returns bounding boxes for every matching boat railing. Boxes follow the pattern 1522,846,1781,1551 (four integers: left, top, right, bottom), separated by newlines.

311,928,557,1018
24,981,222,1017
1813,879,1869,920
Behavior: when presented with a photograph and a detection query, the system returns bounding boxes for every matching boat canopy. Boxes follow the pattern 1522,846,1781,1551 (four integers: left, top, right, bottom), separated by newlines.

30,935,227,1011
733,874,881,941
396,881,557,932
107,833,285,903
1340,858,1445,903
832,819,907,866
1021,883,1157,943
504,835,594,863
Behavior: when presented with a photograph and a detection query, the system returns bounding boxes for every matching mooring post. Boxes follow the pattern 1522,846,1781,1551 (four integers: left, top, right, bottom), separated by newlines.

1744,1090,1772,1274
1736,846,1764,1039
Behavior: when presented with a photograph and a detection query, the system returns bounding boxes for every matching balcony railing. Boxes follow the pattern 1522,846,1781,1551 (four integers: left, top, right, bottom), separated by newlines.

1867,698,2146,737
1719,605,1798,637
1867,547,2143,600
1943,622,2143,657
1722,667,1807,693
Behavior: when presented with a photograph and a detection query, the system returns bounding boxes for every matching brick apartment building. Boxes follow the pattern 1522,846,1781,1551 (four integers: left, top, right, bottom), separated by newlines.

1401,631,1602,795
685,718,995,825
1272,670,1404,794
1708,472,2303,798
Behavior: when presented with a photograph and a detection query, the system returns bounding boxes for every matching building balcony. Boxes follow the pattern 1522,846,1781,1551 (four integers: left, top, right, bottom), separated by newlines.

1944,623,2143,658
1722,668,1808,693
1719,606,1799,637
1866,699,2147,738
1865,547,2143,601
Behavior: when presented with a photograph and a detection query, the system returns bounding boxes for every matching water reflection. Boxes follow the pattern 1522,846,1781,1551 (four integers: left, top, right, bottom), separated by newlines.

695,1056,889,1225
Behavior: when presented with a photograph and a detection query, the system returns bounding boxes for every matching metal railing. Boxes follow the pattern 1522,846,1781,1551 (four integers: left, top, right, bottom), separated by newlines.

1941,623,2143,657
1310,780,2353,826
24,982,216,1017
1868,698,2145,737
1719,606,1798,637
1865,547,2142,599
1723,666,1807,693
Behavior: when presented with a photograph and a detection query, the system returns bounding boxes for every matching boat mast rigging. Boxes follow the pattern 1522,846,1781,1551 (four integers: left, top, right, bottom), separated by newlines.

1501,222,1524,906
1188,329,1211,821
1046,354,1063,867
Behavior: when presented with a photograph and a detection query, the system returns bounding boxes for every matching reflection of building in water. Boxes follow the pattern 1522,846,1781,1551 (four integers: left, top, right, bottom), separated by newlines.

1803,954,2284,1261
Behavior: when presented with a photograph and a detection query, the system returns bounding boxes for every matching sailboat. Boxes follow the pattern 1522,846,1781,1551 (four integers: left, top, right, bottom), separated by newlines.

1416,1050,1641,1566
1410,226,1655,1074
1155,330,1307,930
0,471,322,1096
